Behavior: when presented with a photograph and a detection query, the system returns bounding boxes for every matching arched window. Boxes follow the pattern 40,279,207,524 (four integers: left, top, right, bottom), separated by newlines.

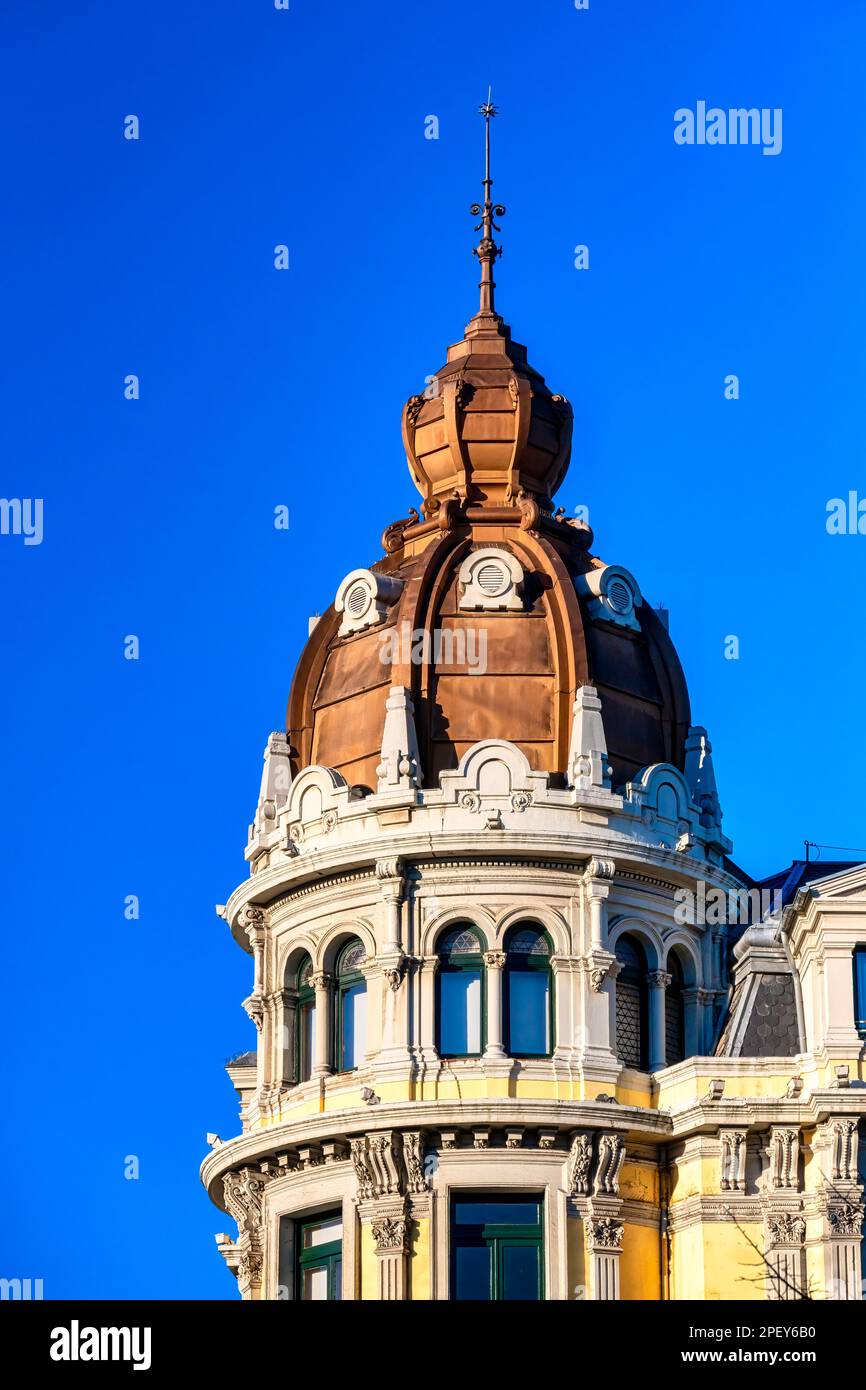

665,952,685,1066
615,935,649,1070
504,926,553,1058
296,954,315,1083
335,939,367,1072
437,927,484,1058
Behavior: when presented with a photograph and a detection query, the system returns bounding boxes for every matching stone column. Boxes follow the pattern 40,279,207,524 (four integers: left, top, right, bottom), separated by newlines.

311,972,333,1078
483,950,507,1058
418,955,439,1061
682,987,701,1056
376,857,405,953
585,1211,623,1300
647,970,671,1071
371,1205,411,1300
583,858,615,951
764,1213,806,1300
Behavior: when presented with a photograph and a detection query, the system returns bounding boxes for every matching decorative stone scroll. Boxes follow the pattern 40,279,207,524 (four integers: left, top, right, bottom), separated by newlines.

568,1133,593,1196
594,1134,626,1196
769,1128,800,1191
720,1130,747,1193
222,1166,275,1299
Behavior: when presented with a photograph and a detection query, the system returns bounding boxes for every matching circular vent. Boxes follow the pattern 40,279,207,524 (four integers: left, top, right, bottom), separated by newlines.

606,578,633,615
476,561,508,596
346,583,369,617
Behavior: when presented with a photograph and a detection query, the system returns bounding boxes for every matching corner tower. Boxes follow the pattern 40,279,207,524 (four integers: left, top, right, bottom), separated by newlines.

202,107,866,1304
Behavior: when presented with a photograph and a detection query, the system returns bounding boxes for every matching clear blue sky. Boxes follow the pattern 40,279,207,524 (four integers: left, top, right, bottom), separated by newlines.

1,0,864,1299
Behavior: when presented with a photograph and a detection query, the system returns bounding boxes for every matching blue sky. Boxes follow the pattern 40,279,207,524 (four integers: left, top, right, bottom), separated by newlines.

1,0,864,1298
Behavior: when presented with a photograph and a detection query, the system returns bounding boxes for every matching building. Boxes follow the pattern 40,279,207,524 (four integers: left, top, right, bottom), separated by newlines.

200,109,866,1301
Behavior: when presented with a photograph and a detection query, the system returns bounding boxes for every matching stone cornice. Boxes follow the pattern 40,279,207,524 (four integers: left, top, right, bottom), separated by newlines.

223,830,745,951
200,1098,673,1210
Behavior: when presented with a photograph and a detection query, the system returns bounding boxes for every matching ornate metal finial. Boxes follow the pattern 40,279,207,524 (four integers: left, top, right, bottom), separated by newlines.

470,88,505,316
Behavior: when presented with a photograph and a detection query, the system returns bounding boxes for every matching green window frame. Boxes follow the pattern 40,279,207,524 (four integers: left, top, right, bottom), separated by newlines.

334,938,367,1073
295,954,315,1084
436,926,486,1059
450,1193,544,1301
295,1210,343,1301
503,926,554,1059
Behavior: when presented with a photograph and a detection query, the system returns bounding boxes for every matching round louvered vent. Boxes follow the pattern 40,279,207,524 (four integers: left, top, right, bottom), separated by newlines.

346,583,369,617
607,578,633,615
476,561,508,596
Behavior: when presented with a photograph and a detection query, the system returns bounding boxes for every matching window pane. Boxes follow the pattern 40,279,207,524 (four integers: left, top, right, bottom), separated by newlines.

454,1244,491,1300
299,999,315,1081
440,970,481,1055
302,1216,342,1250
508,971,549,1054
501,1242,540,1300
341,982,367,1070
300,1264,329,1300
855,949,866,1036
333,1257,342,1301
453,1199,540,1227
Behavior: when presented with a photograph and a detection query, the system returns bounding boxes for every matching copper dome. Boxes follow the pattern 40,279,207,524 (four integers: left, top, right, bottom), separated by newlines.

286,115,691,794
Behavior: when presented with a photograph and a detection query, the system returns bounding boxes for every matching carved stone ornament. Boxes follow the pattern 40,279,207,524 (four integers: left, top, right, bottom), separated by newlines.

242,993,264,1033
223,1167,273,1238
371,1216,408,1253
831,1119,858,1182
237,1247,263,1288
238,902,266,938
594,1133,626,1195
459,791,480,812
483,951,507,970
322,809,337,833
588,1218,624,1250
383,962,405,992
767,1213,805,1246
720,1130,747,1192
511,791,532,812
828,1202,864,1237
590,967,608,993
401,1132,428,1194
770,1128,799,1190
568,1132,593,1196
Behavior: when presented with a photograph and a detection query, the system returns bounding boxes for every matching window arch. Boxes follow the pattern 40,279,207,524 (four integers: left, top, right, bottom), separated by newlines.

615,934,649,1070
504,926,553,1058
437,926,485,1058
335,938,367,1072
295,954,315,1083
665,951,686,1066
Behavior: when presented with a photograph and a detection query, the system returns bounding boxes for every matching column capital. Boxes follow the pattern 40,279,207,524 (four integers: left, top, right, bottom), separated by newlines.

646,970,672,989
483,950,507,970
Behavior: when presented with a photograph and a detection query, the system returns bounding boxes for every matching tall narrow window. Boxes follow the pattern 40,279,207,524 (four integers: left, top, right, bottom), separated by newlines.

854,947,866,1039
437,927,484,1058
296,1211,343,1301
615,935,649,1070
335,939,367,1072
296,955,315,1083
504,926,553,1057
450,1194,544,1301
664,952,685,1066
